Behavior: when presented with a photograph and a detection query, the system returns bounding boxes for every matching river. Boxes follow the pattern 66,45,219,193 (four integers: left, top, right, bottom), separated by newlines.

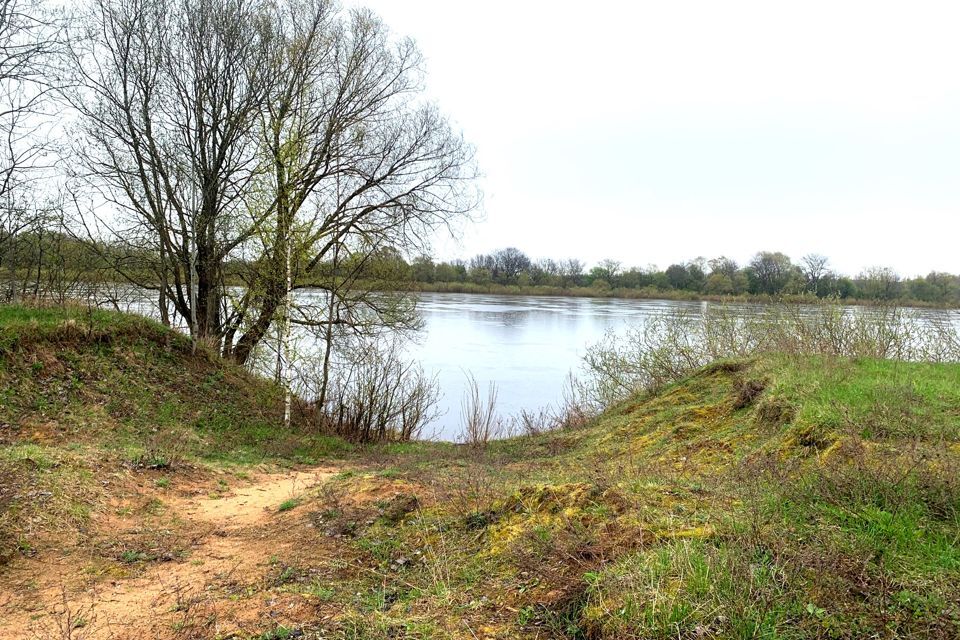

97,287,960,441
408,293,713,439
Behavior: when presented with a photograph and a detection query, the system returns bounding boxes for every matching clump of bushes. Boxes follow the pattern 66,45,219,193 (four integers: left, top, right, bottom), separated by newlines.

298,337,440,444
581,300,960,407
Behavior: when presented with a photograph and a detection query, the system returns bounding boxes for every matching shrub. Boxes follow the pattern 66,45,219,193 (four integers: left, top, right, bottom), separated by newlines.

581,300,960,406
299,336,440,443
458,372,502,447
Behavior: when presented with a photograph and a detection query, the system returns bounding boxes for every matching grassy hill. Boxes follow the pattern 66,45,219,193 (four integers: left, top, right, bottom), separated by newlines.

0,305,349,565
1,305,958,639
317,355,960,638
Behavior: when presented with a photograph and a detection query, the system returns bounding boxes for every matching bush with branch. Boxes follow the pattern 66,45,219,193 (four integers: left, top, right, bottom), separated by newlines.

458,372,502,448
298,335,440,443
580,299,960,407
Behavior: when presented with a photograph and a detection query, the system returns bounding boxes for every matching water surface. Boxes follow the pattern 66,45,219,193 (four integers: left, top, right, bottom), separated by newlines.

409,293,710,439
100,287,960,441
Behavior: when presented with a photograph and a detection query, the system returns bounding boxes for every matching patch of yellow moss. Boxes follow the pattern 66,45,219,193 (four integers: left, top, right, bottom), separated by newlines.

496,482,600,514
654,525,715,540
817,437,844,460
579,602,607,623
684,403,729,428
626,431,658,455
485,511,560,556
481,482,613,556
659,387,699,406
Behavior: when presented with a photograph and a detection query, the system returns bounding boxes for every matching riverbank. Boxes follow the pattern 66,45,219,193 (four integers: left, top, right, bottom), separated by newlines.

6,273,958,313
1,306,959,638
385,280,960,310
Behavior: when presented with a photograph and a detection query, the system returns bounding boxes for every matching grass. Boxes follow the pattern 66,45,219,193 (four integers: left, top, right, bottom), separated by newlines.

256,625,299,640
278,497,300,512
0,303,352,462
0,303,353,564
2,303,959,638
294,354,960,638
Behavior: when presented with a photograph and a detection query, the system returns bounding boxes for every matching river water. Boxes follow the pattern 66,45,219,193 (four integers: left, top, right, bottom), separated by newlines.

406,293,960,440
408,294,714,439
99,287,960,441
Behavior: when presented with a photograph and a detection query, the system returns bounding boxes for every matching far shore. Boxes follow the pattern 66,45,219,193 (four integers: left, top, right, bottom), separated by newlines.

380,280,960,310
6,273,958,312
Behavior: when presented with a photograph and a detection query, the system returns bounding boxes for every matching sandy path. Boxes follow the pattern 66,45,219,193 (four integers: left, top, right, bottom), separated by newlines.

175,468,332,527
0,465,338,639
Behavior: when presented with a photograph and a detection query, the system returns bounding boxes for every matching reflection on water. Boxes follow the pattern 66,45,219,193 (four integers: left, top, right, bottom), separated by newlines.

410,294,708,440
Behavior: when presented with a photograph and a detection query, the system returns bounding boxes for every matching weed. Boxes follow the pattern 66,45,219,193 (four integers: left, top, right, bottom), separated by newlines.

29,587,100,640
256,626,299,640
278,497,300,512
732,377,766,409
119,550,148,563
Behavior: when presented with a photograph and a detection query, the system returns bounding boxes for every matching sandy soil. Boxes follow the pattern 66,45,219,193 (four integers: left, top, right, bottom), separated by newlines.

0,466,338,639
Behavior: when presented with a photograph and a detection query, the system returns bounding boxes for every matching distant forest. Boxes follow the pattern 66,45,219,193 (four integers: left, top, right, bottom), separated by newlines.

398,248,960,306
3,230,958,307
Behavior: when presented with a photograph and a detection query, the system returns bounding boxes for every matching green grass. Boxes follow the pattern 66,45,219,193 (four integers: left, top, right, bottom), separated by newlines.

119,549,150,563
0,304,352,464
0,303,353,564
307,354,960,638
277,497,300,512
765,355,960,441
0,442,59,469
256,625,299,640
2,304,959,638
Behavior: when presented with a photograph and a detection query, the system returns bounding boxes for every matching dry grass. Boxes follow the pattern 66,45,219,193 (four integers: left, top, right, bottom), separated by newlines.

2,304,959,638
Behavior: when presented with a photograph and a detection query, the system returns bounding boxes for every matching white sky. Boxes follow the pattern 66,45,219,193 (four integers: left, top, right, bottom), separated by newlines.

351,0,960,276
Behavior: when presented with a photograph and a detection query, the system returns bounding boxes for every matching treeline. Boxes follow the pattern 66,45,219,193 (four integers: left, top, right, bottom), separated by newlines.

6,230,959,308
0,226,120,301
394,248,960,306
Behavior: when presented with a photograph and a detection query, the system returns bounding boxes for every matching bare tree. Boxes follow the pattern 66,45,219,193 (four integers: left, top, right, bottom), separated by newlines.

592,258,622,284
225,1,477,365
858,266,902,301
708,256,739,278
0,0,64,274
801,253,830,292
67,0,283,340
560,258,584,286
489,247,530,283
69,0,477,367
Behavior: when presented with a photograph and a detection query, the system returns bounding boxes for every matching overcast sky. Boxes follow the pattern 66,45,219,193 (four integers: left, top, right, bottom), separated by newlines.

350,0,959,276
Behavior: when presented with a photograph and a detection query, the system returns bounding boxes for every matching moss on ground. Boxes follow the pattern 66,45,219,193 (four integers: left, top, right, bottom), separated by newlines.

1,305,959,638
313,353,960,638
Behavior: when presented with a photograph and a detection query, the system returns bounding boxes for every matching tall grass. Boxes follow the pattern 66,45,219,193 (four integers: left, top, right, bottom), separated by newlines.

458,372,502,447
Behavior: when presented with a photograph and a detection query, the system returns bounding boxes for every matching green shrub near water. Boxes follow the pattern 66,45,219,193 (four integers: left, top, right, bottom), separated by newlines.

580,299,960,407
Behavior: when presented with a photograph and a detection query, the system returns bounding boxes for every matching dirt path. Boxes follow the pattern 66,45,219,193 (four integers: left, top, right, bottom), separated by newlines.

0,465,339,639
174,468,331,528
